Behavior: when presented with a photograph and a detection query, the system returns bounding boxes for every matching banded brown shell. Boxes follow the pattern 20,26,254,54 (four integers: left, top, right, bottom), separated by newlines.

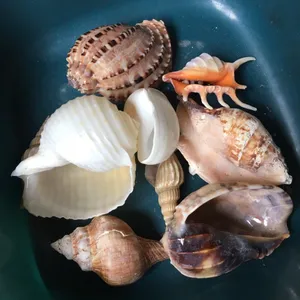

52,215,168,286
177,99,292,185
162,183,293,278
67,19,172,100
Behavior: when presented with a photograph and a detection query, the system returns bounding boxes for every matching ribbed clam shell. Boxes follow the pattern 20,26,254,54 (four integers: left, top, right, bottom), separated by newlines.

99,20,172,100
67,19,172,100
97,25,163,90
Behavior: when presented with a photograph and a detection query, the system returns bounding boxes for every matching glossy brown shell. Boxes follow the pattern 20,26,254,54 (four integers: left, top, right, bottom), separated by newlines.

67,20,172,100
162,183,293,278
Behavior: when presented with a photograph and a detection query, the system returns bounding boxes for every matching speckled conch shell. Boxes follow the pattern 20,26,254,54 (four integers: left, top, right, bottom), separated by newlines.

52,215,168,286
163,53,256,110
146,154,184,226
67,20,172,100
124,88,180,165
162,183,293,278
12,95,138,219
177,99,292,185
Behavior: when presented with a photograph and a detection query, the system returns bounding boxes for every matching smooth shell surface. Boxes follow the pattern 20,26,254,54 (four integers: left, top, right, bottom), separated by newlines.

67,20,172,100
162,183,293,278
22,162,136,219
177,99,292,185
124,88,179,165
52,215,168,285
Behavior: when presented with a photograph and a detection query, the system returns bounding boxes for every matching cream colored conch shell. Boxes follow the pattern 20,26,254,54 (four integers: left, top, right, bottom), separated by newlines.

177,99,292,185
12,95,139,219
52,215,168,286
124,88,179,165
13,95,139,176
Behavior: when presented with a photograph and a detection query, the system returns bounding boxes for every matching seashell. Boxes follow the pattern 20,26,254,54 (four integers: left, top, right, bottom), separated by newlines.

163,53,256,110
67,20,172,101
124,88,179,165
12,95,138,219
52,215,168,286
161,183,293,278
177,99,292,185
154,154,184,226
12,95,139,176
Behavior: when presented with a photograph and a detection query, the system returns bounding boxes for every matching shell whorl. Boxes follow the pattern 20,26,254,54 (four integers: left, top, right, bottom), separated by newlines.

155,154,184,226
184,53,224,72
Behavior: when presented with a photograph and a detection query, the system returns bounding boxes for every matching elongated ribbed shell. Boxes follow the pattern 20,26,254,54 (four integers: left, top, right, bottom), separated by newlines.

67,19,172,100
52,215,168,286
162,183,293,278
177,99,292,185
155,154,184,226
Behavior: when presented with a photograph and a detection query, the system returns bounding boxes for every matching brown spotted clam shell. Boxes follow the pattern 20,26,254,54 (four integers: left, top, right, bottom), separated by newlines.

67,19,172,100
162,183,293,278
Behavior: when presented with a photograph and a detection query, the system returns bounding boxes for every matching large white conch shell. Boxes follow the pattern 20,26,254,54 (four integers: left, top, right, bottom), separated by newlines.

12,95,138,176
124,88,179,165
12,95,139,219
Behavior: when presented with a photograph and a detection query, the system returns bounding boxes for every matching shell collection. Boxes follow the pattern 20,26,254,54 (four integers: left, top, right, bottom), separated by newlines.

163,53,257,111
12,17,294,286
67,20,171,100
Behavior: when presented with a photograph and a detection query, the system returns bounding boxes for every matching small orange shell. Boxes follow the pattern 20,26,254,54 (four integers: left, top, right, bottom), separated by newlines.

67,20,172,100
163,53,256,110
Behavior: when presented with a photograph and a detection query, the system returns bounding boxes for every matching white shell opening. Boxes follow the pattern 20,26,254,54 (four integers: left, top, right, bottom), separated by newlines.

124,88,179,165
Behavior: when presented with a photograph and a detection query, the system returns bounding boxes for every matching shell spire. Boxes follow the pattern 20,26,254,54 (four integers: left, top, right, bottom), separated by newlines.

52,215,168,286
155,154,184,226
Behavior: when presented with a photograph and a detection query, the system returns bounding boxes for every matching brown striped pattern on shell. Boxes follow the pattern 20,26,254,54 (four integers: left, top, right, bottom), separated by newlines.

207,108,289,172
177,99,292,185
67,19,172,100
22,117,49,160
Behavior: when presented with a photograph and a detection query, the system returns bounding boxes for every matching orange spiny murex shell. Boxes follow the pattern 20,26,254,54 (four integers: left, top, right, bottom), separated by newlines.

67,20,172,101
163,53,257,111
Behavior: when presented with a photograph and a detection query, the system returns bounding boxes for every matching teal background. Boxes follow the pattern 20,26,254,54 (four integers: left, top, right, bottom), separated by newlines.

1,0,300,299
